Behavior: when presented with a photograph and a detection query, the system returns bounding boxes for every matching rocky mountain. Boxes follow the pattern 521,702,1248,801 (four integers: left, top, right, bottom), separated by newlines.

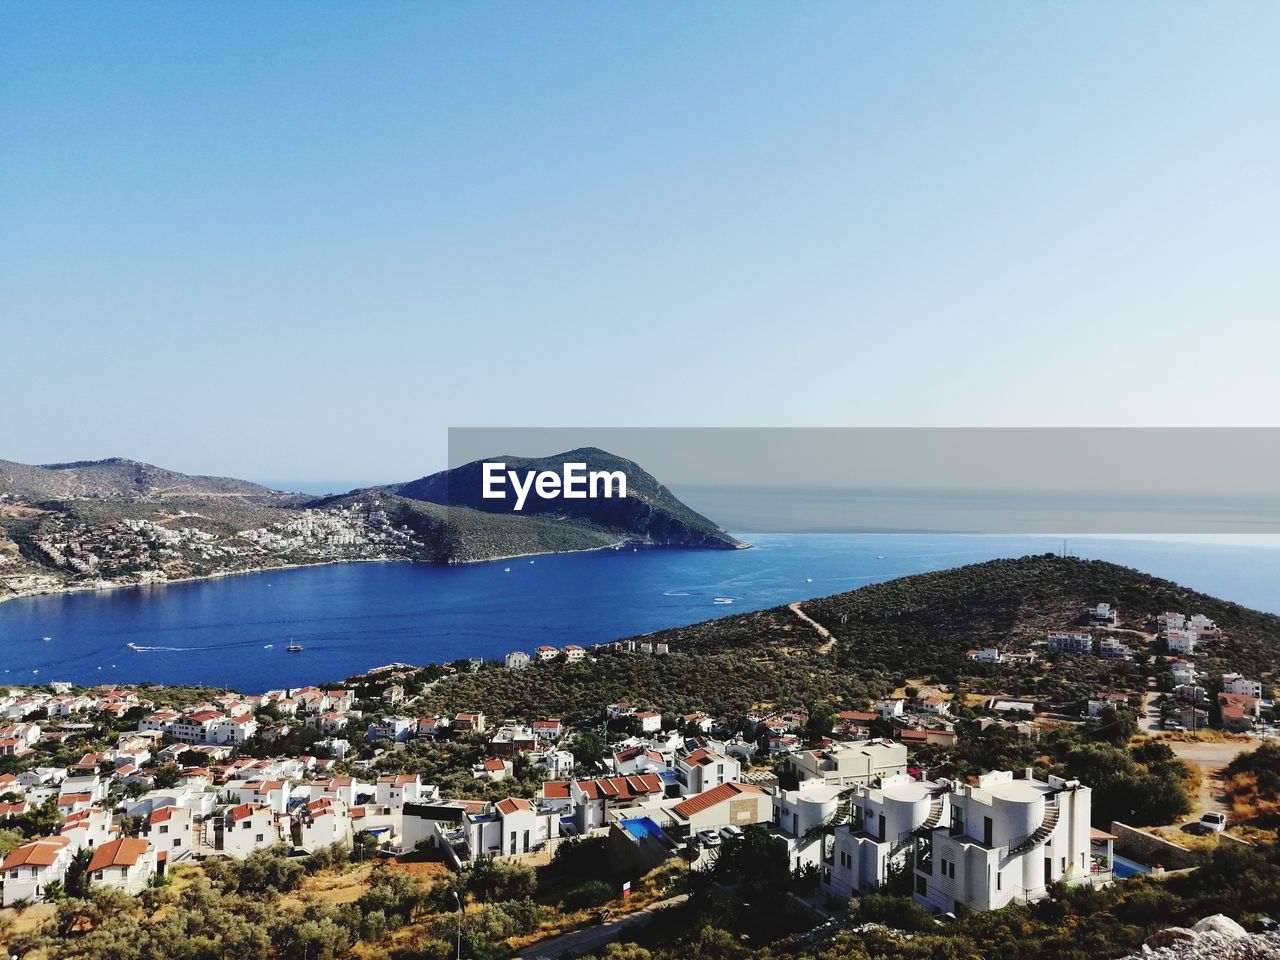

0,449,739,602
379,447,743,550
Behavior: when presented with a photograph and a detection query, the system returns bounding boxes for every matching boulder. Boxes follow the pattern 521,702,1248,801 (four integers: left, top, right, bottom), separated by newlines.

1193,915,1248,939
1146,928,1199,949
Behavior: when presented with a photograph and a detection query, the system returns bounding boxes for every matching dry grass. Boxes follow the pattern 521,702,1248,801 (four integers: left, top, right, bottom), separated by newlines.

0,901,56,937
1223,771,1280,826
1159,730,1253,745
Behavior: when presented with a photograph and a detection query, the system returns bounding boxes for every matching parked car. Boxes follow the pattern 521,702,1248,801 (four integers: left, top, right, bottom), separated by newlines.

1198,811,1227,833
719,825,743,841
696,829,722,847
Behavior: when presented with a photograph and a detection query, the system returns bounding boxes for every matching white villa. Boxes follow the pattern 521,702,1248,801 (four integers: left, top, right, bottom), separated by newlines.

913,770,1093,913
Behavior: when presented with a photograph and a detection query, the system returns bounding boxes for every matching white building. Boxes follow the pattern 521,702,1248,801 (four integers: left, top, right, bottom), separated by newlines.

562,644,585,663
144,805,194,864
0,835,73,906
1165,630,1196,655
535,645,559,662
675,748,740,798
1223,673,1263,700
292,797,351,853
59,806,117,852
531,749,575,779
367,716,415,742
787,740,909,789
914,771,1092,914
774,780,843,869
670,782,772,834
88,838,156,895
1087,603,1116,626
376,774,429,808
504,651,531,670
825,775,951,900
1047,631,1093,654
222,803,281,858
633,711,662,734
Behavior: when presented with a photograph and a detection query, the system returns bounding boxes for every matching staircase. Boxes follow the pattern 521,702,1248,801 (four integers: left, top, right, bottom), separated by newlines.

917,797,946,834
1008,803,1059,856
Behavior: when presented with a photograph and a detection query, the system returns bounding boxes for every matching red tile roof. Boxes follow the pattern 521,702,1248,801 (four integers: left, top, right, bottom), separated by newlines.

88,837,150,873
0,835,69,870
672,782,763,820
496,797,533,816
574,774,662,801
541,780,570,799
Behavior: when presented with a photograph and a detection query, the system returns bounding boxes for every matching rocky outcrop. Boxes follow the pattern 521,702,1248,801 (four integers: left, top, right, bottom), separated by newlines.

1125,915,1280,960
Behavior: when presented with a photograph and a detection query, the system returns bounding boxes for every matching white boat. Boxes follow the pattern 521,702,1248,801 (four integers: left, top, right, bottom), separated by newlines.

805,578,813,583
263,644,274,649
41,635,52,642
286,644,304,653
504,567,511,573
713,597,734,605
877,555,886,560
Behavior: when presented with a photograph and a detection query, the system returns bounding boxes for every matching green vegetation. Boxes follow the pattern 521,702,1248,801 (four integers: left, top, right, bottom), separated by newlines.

589,843,1280,960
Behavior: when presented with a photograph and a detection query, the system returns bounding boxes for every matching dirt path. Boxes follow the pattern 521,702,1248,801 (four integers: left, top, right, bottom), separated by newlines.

1162,737,1261,820
789,602,835,654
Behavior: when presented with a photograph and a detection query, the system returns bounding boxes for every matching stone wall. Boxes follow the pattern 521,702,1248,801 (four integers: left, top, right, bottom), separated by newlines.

1110,821,1203,871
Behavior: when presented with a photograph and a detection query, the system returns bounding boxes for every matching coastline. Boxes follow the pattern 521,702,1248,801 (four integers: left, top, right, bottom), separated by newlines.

0,538,653,607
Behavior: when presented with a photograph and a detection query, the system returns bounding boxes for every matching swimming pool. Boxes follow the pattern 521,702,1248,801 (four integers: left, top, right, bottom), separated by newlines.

1112,855,1151,879
620,817,667,841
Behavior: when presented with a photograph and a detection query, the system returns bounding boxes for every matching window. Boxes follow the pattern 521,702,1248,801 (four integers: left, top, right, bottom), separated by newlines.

996,869,1002,891
174,839,182,848
256,834,264,842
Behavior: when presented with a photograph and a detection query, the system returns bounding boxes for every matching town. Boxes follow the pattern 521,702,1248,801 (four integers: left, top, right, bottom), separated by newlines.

2,592,1277,959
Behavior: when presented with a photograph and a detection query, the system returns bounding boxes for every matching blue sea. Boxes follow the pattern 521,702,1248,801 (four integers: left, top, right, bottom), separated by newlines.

1,534,1279,693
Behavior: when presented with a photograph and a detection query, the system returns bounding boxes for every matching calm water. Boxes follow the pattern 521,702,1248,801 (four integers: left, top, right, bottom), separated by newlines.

2,534,1279,693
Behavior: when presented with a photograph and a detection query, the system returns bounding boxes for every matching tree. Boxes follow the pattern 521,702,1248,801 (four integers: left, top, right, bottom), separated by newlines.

64,846,93,898
152,764,182,789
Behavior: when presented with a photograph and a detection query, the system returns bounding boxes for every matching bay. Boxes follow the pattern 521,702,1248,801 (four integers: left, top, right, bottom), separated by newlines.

1,533,1278,693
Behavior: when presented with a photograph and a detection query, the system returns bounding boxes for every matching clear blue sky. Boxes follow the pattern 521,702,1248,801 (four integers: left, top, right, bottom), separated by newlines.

2,2,1277,487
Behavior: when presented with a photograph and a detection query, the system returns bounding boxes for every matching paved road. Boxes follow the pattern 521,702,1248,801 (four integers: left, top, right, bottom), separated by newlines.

1140,686,1162,734
515,894,689,959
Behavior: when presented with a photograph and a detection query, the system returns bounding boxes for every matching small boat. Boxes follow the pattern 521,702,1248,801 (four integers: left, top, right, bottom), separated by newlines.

713,597,734,605
41,635,52,642
504,567,511,573
805,578,813,583
286,644,304,653
877,555,886,560
529,560,535,564
263,644,274,649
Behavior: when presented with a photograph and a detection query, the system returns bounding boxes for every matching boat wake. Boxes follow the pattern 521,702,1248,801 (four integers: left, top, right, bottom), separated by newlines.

127,642,193,653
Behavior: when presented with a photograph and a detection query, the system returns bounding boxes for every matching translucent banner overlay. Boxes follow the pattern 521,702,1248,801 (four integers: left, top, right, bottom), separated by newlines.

447,428,1280,534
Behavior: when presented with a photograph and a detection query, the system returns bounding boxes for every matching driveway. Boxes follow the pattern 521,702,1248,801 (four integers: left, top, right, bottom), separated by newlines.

515,894,689,959
1161,736,1261,820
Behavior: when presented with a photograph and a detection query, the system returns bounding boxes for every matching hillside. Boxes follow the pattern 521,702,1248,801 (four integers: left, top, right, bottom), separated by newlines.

0,450,736,602
379,447,743,550
0,457,298,504
420,555,1280,721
